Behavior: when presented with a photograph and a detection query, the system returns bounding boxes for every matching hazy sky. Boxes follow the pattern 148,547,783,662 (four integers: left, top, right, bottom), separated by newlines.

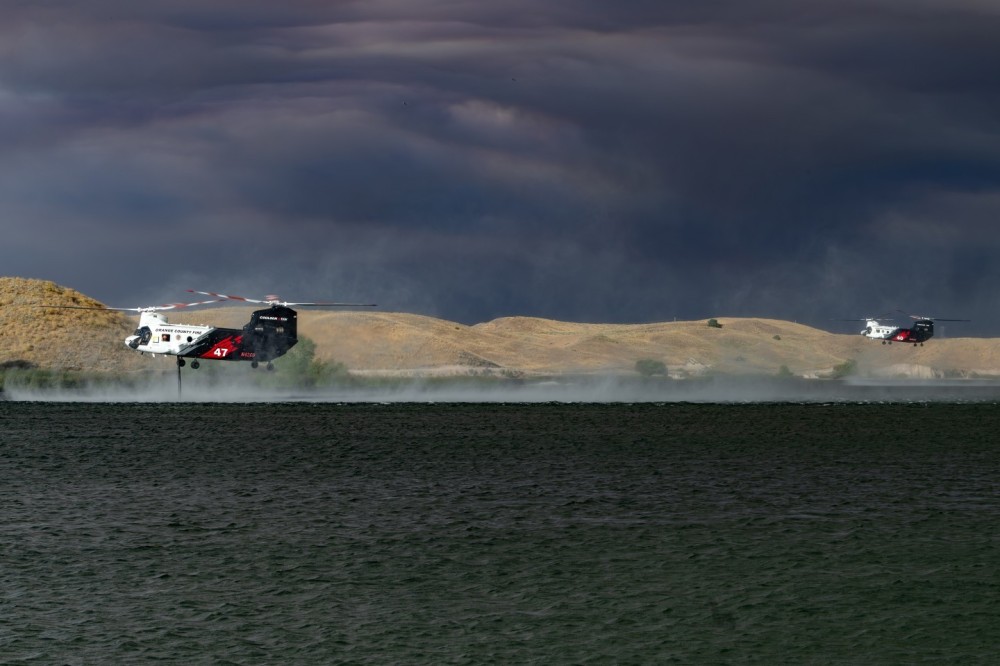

2,1,998,332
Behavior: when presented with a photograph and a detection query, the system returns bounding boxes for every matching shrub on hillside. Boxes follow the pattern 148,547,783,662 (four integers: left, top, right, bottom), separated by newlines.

635,359,668,377
831,359,858,378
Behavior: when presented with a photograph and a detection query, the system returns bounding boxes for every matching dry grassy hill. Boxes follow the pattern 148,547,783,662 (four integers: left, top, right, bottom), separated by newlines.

0,277,146,373
3,277,1000,378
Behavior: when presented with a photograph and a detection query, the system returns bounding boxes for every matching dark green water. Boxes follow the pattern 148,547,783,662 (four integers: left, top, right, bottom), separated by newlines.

1,403,997,663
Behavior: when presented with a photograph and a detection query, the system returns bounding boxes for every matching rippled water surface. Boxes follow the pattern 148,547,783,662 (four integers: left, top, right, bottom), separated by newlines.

1,403,997,663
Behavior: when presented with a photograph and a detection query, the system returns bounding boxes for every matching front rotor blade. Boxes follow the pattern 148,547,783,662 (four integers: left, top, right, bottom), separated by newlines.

35,304,140,312
151,298,226,311
36,298,224,312
188,290,375,307
186,289,263,304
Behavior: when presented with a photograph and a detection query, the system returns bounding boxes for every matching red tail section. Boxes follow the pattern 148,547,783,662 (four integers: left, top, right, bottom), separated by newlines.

200,334,244,360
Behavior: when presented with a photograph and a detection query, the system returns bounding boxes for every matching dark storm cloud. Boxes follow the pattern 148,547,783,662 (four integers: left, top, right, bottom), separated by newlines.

1,1,999,329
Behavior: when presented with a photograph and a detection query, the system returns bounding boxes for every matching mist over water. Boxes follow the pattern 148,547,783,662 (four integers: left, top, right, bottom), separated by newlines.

7,374,1000,403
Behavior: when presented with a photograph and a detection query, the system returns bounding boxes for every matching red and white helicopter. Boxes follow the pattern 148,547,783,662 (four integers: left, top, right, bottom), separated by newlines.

43,290,375,370
851,312,969,346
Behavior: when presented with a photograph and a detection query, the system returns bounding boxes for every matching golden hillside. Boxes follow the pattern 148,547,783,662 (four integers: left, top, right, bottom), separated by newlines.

0,277,146,373
3,277,999,378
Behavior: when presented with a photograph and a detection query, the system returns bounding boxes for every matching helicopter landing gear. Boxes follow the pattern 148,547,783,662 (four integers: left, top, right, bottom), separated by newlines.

191,360,200,369
266,362,275,371
177,358,186,367
882,340,887,345
251,360,259,369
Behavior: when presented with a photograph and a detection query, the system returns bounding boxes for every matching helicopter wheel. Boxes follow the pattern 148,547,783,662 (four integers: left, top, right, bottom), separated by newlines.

191,360,200,369
266,362,275,371
881,341,886,345
177,358,186,367
251,360,259,369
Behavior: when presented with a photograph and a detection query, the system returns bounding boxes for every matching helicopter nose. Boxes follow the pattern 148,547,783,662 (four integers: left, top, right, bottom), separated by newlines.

125,335,139,349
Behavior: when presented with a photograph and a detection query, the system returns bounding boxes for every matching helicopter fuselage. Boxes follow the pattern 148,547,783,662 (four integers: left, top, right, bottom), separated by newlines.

125,306,299,363
861,319,934,345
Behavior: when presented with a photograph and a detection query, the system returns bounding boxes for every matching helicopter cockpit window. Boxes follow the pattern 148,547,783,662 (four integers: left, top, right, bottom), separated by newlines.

136,327,152,346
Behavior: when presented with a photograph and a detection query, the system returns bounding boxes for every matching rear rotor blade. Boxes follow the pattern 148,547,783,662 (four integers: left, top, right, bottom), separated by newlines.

898,310,970,322
281,301,377,307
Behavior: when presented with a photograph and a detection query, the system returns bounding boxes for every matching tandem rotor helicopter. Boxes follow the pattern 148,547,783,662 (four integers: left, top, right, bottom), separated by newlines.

41,289,376,371
842,311,969,346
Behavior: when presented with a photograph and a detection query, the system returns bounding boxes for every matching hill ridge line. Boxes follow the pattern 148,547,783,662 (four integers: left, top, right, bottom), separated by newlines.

3,276,999,378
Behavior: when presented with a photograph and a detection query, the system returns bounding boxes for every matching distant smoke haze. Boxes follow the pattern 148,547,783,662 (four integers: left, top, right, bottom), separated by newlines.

2,2,999,333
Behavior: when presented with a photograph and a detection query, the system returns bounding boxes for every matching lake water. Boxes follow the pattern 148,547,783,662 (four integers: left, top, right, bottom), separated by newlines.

1,402,997,663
